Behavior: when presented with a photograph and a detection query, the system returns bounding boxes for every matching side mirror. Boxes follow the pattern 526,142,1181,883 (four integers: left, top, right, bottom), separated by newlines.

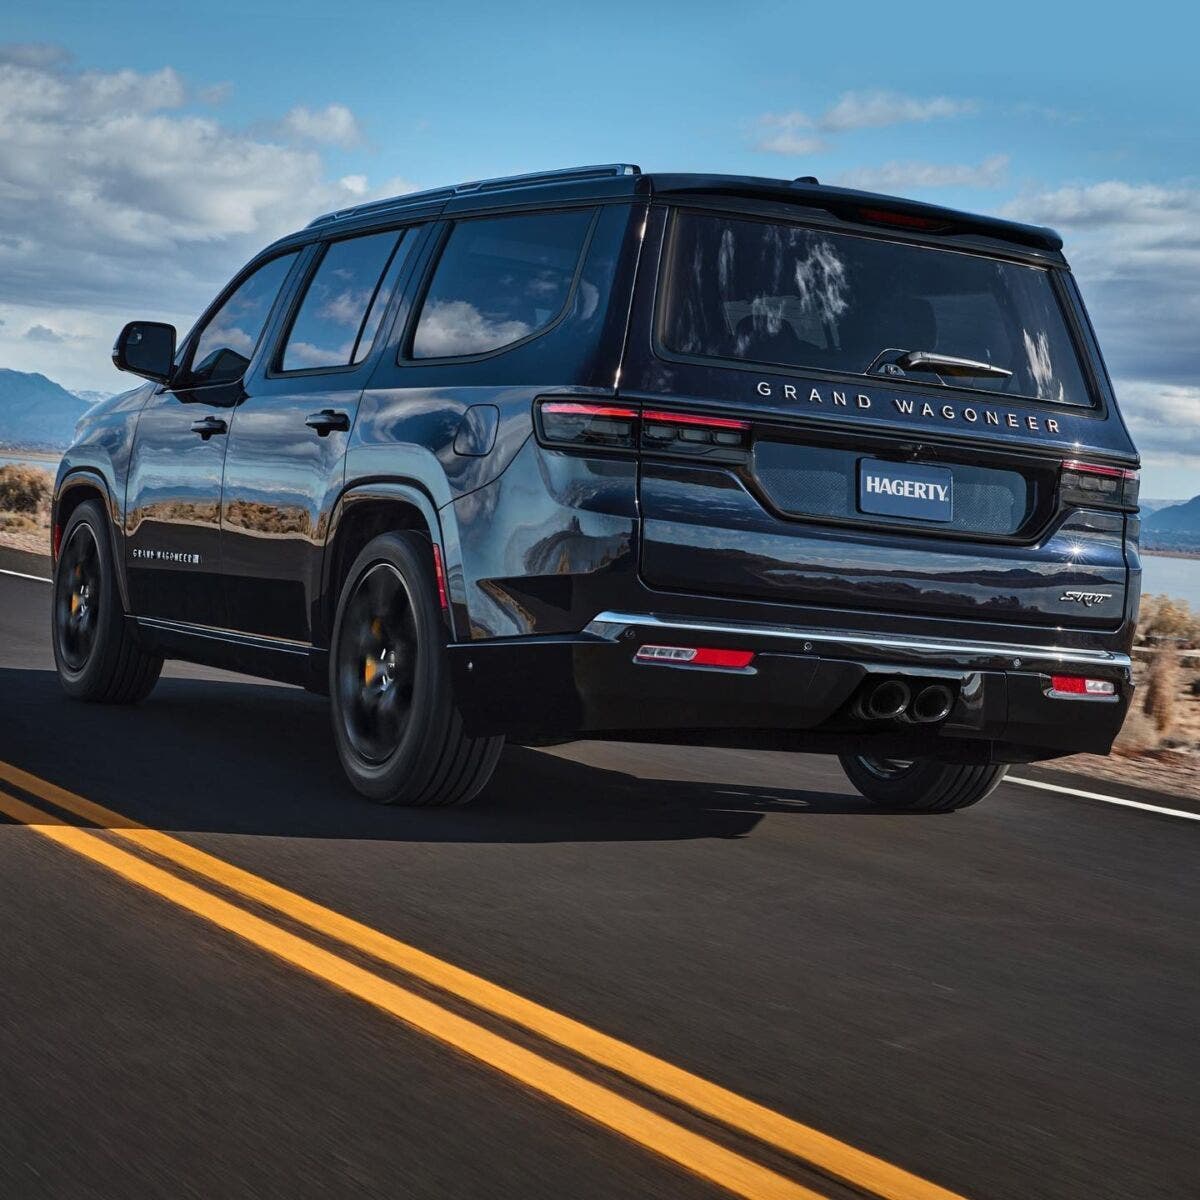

112,321,176,384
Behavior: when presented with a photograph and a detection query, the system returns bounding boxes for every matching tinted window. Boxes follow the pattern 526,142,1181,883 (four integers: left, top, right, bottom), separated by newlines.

411,209,593,358
188,252,298,386
281,230,404,371
661,212,1092,406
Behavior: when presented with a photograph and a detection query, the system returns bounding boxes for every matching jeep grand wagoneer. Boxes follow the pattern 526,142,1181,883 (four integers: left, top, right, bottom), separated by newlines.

51,164,1140,810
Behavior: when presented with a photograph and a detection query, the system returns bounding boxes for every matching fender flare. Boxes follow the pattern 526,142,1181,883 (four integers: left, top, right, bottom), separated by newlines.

54,468,133,614
322,479,464,638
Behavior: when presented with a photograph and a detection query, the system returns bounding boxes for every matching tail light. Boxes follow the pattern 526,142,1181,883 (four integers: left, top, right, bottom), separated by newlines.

536,401,638,451
1060,460,1139,510
642,410,750,451
534,399,751,456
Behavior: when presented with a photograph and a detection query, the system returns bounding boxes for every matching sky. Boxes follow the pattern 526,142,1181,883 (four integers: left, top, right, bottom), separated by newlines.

0,0,1196,495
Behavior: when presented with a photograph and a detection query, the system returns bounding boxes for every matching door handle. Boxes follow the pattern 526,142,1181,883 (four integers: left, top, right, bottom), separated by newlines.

190,415,228,440
305,409,351,436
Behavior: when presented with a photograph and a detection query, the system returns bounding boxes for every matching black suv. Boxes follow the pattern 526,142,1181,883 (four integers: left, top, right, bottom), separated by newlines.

51,164,1141,811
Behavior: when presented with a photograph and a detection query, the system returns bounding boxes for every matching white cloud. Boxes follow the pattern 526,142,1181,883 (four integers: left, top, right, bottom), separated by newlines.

1003,182,1200,480
412,301,531,358
835,155,1010,191
23,324,70,343
0,43,72,69
1002,181,1200,391
278,103,362,148
0,47,413,390
1111,380,1200,463
754,91,975,154
818,91,975,132
753,113,826,156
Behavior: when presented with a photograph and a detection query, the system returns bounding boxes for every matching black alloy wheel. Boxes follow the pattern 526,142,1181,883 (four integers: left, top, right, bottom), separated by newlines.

329,530,503,806
51,499,162,703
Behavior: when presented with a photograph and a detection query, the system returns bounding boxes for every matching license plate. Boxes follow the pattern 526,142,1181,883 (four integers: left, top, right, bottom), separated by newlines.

858,459,953,522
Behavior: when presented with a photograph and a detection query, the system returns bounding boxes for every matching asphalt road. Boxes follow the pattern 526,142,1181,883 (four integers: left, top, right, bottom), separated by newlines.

1,548,1197,1200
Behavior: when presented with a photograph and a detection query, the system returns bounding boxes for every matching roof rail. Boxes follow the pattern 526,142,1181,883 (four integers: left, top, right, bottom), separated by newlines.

307,163,641,228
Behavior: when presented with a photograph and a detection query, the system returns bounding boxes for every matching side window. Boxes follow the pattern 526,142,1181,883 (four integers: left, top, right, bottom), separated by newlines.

410,208,594,359
280,230,407,372
186,252,299,387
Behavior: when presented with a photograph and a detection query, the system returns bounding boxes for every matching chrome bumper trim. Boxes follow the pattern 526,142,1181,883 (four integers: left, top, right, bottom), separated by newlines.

584,611,1132,672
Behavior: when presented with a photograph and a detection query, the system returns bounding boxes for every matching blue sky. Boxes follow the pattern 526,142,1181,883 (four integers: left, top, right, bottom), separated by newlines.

1,0,1196,494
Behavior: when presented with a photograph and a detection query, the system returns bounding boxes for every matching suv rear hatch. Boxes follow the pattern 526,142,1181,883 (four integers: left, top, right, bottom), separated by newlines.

621,199,1139,631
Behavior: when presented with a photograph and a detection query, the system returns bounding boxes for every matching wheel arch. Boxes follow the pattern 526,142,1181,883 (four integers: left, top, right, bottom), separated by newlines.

53,469,132,613
321,481,455,646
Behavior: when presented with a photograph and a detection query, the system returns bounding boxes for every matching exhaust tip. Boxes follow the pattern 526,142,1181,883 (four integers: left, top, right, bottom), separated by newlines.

862,679,911,721
910,684,954,724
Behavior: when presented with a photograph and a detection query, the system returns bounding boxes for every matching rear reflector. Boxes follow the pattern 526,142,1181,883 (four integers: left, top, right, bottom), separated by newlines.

635,645,755,670
1049,675,1116,697
431,543,449,612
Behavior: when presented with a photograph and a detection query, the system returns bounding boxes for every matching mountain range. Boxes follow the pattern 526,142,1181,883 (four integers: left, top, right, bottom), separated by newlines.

0,369,95,450
1144,496,1200,552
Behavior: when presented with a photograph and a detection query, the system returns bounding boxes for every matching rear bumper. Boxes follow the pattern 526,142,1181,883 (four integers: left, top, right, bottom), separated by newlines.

448,610,1133,762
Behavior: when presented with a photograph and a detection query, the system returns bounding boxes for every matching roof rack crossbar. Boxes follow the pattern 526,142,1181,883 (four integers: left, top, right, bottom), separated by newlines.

307,163,640,228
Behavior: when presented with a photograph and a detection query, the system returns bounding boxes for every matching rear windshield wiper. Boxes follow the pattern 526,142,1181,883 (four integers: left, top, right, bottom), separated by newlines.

896,350,1013,380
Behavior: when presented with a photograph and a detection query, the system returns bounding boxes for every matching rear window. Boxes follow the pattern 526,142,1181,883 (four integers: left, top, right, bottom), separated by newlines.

660,211,1093,407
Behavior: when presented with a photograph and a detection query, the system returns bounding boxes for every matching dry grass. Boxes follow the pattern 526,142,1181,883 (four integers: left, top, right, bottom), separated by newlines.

1142,650,1181,734
0,464,51,514
0,464,53,555
1138,594,1200,647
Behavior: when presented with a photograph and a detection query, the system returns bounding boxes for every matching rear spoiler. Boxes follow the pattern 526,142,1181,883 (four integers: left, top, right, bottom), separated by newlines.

647,174,1063,253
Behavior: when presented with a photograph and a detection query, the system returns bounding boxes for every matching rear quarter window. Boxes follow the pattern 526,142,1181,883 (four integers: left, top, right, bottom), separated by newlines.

410,208,595,359
659,210,1094,407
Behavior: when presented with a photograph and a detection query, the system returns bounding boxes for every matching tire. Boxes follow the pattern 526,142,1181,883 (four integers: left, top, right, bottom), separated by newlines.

838,752,1007,813
329,531,503,805
51,499,163,704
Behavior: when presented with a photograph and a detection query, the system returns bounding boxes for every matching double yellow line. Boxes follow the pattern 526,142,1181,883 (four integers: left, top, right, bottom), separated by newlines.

0,759,967,1200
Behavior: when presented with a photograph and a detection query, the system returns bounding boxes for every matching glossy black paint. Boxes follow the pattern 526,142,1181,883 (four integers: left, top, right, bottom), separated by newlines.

56,168,1141,763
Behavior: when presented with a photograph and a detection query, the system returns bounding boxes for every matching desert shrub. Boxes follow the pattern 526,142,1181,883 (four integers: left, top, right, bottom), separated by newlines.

0,465,52,514
1190,677,1200,699
1141,650,1181,734
1139,593,1200,644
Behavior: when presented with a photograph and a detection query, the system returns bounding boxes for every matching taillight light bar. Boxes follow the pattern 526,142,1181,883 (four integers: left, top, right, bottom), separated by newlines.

535,399,752,454
1047,675,1117,699
642,409,750,450
1060,459,1140,510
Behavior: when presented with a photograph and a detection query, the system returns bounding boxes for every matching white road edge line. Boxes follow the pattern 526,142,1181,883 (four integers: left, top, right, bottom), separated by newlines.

1008,775,1200,822
0,567,51,584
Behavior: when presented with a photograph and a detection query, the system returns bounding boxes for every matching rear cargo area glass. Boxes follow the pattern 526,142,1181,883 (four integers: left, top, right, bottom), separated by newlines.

660,211,1092,407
